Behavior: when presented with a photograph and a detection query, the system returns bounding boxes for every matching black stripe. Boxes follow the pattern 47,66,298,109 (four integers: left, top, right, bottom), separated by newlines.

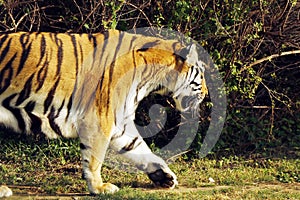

34,35,48,90
132,50,139,104
2,94,26,131
16,74,34,106
0,36,11,63
78,43,83,75
190,80,201,87
65,96,73,120
193,67,199,78
102,31,110,41
111,125,126,140
129,35,137,51
131,50,137,83
49,33,56,43
106,32,125,113
188,66,196,80
18,33,32,75
189,68,200,87
36,34,46,67
55,36,63,76
44,76,60,114
119,137,139,153
47,99,65,136
69,35,79,114
136,48,149,52
135,54,152,92
70,35,79,75
98,32,110,93
97,31,115,114
36,57,49,92
88,34,97,61
48,106,63,136
0,53,16,95
35,40,50,92
25,100,35,112
113,106,117,126
137,40,160,52
111,123,126,140
57,99,65,115
0,34,9,48
25,101,42,134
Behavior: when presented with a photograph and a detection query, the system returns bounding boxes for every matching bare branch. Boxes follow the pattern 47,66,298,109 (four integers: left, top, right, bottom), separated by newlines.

240,49,300,72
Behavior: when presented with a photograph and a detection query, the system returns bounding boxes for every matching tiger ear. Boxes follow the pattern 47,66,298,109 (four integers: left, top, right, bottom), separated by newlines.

179,44,198,65
185,44,198,66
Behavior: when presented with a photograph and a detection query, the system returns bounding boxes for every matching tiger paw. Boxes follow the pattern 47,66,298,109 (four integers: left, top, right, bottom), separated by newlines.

148,169,178,189
91,183,119,194
0,186,13,198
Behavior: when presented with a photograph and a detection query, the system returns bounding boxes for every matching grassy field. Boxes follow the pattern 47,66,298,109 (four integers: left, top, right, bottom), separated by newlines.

0,132,299,200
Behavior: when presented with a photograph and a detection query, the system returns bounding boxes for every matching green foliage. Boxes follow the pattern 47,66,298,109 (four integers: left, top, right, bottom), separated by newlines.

277,171,300,183
0,131,80,165
102,0,126,30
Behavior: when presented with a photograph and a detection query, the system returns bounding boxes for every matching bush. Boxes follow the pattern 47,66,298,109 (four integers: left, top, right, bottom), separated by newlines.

0,0,299,158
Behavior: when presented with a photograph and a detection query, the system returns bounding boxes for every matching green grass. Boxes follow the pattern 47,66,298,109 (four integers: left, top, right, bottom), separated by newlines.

0,131,299,199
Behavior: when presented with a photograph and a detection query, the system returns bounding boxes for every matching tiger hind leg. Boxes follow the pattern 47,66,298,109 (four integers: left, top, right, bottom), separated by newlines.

110,124,178,189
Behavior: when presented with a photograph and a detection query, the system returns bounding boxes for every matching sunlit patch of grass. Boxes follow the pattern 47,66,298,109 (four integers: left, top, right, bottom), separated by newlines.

0,130,299,199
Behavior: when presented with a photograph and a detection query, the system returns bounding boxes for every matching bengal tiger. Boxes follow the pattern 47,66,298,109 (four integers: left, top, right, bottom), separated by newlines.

0,30,208,197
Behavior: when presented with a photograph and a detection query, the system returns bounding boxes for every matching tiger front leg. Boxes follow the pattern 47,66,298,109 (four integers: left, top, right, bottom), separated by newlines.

110,126,178,189
77,118,119,194
80,150,119,194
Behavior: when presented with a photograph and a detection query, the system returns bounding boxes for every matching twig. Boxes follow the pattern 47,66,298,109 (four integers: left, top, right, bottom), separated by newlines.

124,1,152,27
72,0,84,22
235,105,281,109
75,1,103,32
240,49,300,72
166,149,192,163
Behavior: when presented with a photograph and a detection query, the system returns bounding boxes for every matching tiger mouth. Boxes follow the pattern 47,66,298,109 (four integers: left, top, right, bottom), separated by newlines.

174,96,200,114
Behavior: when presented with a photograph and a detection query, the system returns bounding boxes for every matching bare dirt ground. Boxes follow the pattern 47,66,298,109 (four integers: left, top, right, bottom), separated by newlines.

5,183,300,200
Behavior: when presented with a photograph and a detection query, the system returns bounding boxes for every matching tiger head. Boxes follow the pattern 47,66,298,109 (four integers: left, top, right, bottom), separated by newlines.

158,44,208,115
175,44,208,113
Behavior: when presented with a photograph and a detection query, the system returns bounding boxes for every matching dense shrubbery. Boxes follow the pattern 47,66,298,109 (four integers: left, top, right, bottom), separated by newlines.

0,0,299,157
